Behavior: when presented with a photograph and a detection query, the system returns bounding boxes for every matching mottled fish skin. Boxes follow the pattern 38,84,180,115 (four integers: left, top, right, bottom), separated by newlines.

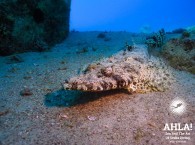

63,45,174,93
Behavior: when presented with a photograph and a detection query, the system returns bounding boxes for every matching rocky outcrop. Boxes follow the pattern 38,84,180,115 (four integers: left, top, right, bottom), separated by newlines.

0,0,71,56
161,38,195,74
64,45,174,93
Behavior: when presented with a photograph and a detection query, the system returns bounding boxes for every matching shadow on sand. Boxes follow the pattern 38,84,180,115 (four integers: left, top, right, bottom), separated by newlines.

44,89,128,107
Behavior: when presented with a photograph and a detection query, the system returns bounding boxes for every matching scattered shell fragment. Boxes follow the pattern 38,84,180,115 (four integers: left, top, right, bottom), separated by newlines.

59,114,69,119
87,116,96,121
20,88,33,96
0,110,9,116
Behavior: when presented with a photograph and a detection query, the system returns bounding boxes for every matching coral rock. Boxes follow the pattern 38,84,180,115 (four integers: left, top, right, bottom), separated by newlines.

64,45,174,93
161,38,195,74
0,0,71,56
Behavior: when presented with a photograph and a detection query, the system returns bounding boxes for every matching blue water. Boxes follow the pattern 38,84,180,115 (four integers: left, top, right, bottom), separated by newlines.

70,0,195,32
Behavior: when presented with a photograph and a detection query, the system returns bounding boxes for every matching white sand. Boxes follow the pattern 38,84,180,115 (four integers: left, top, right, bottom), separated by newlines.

0,32,194,145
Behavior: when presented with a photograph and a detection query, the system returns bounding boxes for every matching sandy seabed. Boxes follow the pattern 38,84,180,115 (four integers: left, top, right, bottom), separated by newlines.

0,32,195,145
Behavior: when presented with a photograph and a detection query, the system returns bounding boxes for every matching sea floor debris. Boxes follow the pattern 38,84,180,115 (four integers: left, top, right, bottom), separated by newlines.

64,45,174,93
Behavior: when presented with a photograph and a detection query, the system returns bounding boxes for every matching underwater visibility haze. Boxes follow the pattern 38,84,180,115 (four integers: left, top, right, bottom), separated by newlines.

0,0,195,144
70,0,195,32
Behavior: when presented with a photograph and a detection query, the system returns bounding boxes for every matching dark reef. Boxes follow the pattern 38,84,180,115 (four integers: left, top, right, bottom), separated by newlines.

0,0,71,56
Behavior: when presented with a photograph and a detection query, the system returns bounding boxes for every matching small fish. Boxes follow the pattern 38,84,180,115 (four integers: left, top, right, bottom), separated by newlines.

171,103,182,109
